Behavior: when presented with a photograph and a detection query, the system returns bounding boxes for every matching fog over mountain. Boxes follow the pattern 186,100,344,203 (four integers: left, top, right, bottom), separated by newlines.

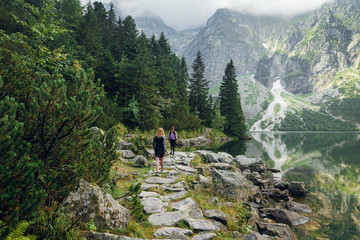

80,0,333,30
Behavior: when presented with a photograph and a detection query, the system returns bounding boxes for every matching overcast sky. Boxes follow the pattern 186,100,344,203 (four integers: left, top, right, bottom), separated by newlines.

80,0,333,30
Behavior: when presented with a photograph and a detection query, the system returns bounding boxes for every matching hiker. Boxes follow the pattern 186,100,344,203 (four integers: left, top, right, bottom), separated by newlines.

168,126,178,155
153,128,167,174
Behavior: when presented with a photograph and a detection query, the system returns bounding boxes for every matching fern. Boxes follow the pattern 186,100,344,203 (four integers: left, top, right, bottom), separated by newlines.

5,221,37,240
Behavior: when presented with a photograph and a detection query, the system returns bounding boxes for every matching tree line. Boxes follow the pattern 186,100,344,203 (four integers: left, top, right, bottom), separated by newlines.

0,0,246,236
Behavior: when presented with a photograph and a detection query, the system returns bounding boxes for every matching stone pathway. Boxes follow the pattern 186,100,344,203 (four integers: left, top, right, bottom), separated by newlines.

139,152,225,240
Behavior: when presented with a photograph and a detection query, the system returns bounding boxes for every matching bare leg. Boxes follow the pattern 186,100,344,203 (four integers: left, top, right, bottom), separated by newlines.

155,157,159,173
160,157,164,171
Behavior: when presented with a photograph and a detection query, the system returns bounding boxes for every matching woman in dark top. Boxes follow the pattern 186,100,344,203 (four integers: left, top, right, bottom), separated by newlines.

168,126,178,155
153,128,167,174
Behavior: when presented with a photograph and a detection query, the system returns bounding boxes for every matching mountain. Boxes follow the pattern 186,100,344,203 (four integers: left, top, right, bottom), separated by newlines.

110,0,360,130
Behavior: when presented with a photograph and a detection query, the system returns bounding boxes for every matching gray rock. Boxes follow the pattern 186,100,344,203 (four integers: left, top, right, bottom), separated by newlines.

261,208,309,226
286,200,312,213
90,126,105,137
194,150,212,158
198,175,211,188
217,152,234,164
191,232,217,240
165,191,188,201
63,179,129,230
148,211,184,226
145,177,177,185
212,169,255,202
133,155,149,167
185,218,222,232
86,231,145,240
178,137,212,147
171,197,203,218
153,227,193,238
256,222,295,240
234,155,267,172
118,141,133,150
146,149,155,158
267,188,289,200
212,163,233,170
139,191,160,198
172,181,187,189
141,197,167,214
176,165,198,174
203,209,227,225
168,233,188,239
288,182,307,196
141,183,159,190
274,181,289,190
118,150,136,159
166,187,186,192
245,233,276,240
245,205,260,228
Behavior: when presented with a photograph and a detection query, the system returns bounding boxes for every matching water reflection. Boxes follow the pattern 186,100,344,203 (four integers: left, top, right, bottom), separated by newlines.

216,132,360,239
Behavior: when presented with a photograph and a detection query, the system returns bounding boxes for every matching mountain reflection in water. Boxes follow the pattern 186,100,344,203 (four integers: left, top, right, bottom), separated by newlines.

214,132,360,239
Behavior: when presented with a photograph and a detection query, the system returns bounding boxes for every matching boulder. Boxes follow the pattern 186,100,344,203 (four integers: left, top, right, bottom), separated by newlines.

244,233,275,240
118,141,133,150
171,197,203,218
217,152,234,164
286,200,312,213
90,126,105,137
146,149,155,158
132,155,149,167
256,222,295,240
63,179,129,229
267,188,289,200
274,181,289,191
203,209,227,225
141,197,167,214
234,156,267,172
153,227,193,238
212,169,254,202
261,208,309,226
185,218,222,232
148,211,184,226
212,163,233,170
191,232,217,240
198,175,211,188
288,182,307,196
118,150,135,159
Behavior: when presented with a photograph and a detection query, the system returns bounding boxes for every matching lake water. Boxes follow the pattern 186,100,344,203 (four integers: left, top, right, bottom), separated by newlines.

213,132,360,240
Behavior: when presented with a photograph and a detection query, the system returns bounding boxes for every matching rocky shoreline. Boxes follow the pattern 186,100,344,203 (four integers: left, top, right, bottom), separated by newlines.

65,145,311,240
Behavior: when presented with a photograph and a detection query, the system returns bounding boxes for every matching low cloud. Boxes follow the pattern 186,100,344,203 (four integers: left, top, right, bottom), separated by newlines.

81,0,333,30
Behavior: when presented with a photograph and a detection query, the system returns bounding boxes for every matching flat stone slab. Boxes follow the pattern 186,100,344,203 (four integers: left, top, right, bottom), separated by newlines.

145,177,176,185
148,211,184,226
141,183,159,190
165,187,186,192
171,197,203,218
191,232,217,240
185,218,222,231
141,197,167,214
139,191,160,198
176,165,197,174
167,191,188,201
153,227,193,238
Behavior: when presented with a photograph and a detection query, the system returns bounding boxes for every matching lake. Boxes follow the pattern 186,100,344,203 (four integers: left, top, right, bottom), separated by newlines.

213,132,360,240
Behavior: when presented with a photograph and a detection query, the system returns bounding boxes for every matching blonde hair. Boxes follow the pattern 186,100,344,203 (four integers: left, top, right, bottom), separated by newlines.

156,128,165,137
171,126,175,131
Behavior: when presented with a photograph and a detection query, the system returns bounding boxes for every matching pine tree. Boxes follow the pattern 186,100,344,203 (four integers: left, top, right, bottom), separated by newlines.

176,56,190,108
189,51,210,122
219,59,247,138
